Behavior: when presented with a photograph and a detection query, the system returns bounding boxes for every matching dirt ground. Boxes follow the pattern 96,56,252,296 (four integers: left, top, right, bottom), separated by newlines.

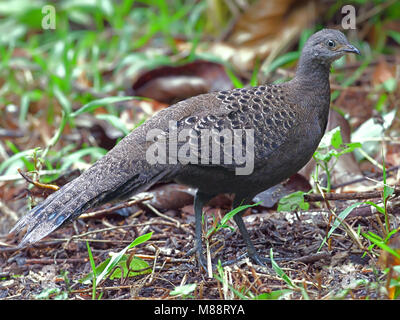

1,191,397,300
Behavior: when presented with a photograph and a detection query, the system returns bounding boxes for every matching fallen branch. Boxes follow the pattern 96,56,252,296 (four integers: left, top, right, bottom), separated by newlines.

305,189,400,202
291,251,331,264
79,196,152,219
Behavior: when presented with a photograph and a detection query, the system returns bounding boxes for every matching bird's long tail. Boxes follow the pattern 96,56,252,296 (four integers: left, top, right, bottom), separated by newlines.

10,151,174,247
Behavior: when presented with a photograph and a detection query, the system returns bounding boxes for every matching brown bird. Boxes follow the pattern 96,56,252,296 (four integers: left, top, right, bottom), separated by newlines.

10,29,360,268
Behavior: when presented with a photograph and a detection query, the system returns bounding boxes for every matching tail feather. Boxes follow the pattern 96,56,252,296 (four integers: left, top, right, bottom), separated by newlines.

10,159,176,247
10,175,100,247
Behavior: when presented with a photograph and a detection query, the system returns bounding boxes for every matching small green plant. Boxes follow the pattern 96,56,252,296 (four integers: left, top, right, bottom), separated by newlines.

319,201,363,251
312,126,361,193
362,231,400,260
81,232,153,299
213,260,249,299
365,153,394,235
85,240,100,300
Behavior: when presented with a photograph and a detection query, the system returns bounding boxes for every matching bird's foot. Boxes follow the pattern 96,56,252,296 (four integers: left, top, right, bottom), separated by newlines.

197,250,208,271
185,246,209,271
220,251,273,270
249,252,270,267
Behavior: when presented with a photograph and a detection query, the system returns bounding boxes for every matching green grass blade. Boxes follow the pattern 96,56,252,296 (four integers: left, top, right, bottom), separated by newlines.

363,232,400,260
70,96,134,118
86,241,97,300
318,202,363,251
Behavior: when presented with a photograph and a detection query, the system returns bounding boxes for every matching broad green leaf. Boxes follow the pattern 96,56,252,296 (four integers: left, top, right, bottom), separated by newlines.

318,127,341,149
278,191,309,212
330,127,343,149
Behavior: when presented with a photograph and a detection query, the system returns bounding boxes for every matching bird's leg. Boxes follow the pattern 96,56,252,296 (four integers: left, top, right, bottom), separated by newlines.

194,191,215,270
232,196,269,267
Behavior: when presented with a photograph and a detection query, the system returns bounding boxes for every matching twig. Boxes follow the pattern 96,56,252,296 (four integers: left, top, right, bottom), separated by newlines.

24,258,92,264
17,168,60,191
144,202,181,228
0,169,69,182
291,252,331,264
304,189,400,202
79,196,152,219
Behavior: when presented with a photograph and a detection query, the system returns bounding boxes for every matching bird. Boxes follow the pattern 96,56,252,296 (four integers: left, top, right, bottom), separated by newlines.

10,29,360,268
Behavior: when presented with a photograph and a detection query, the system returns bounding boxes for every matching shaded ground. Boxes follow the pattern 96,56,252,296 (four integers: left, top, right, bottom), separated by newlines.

1,192,397,300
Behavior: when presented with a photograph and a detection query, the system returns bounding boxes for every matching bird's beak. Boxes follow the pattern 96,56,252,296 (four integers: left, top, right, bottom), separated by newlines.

342,44,361,55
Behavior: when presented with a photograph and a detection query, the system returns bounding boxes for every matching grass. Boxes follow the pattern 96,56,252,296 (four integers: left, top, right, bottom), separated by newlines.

0,0,208,181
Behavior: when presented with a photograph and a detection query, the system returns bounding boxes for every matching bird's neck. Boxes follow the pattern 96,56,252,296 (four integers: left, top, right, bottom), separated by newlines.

292,54,331,111
294,54,331,91
291,54,332,135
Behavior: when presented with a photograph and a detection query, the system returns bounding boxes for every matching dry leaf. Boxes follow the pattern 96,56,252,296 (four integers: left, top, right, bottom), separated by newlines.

208,0,320,72
131,60,232,104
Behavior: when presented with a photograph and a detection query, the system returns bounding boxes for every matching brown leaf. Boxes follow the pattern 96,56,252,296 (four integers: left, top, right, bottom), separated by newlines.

146,183,196,210
131,60,233,104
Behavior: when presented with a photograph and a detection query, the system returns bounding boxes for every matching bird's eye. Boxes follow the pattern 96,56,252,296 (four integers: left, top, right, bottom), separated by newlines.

327,40,336,48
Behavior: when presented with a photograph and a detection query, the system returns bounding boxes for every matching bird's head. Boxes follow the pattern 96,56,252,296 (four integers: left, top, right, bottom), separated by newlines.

302,28,360,65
